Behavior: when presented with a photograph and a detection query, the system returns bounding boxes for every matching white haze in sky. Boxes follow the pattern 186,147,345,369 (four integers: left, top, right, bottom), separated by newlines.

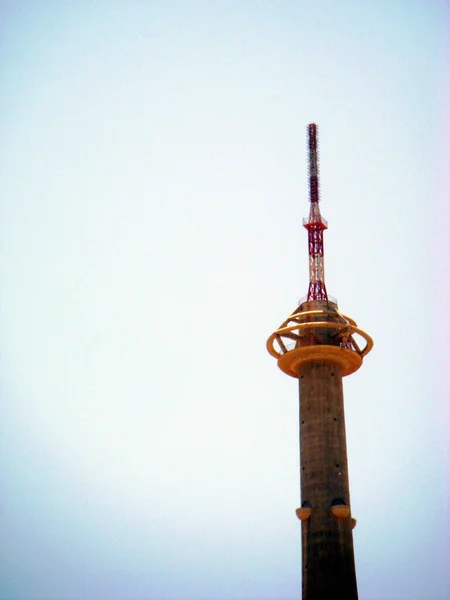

1,1,449,599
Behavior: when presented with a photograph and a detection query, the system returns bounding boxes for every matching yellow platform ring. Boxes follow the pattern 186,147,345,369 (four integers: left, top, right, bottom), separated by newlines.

278,345,362,377
266,311,373,378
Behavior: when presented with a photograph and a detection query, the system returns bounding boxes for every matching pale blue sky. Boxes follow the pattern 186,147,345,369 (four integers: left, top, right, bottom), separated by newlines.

1,2,449,599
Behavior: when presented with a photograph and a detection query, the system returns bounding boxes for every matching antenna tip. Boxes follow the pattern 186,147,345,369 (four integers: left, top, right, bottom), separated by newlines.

308,123,319,150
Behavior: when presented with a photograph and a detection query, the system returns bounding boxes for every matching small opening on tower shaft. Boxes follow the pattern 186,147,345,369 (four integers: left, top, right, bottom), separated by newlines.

331,498,346,507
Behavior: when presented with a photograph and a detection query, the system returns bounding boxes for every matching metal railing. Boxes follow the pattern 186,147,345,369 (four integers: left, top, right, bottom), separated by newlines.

297,294,338,305
278,338,356,353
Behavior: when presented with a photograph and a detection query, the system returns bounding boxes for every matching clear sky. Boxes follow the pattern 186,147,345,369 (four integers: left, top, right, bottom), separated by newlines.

1,1,449,599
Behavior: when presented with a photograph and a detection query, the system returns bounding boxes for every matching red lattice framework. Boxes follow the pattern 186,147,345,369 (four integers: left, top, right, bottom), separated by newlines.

303,123,328,301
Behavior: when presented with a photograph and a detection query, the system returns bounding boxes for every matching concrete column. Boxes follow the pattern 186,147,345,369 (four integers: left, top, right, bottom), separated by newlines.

298,361,358,600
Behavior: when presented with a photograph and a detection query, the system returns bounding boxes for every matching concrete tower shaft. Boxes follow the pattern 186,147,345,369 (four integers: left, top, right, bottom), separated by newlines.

299,361,357,599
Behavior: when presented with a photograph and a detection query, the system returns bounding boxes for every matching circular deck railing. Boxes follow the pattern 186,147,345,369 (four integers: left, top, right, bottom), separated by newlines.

266,309,373,378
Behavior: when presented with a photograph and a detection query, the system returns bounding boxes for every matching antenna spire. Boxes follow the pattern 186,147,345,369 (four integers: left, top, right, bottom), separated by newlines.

304,123,328,301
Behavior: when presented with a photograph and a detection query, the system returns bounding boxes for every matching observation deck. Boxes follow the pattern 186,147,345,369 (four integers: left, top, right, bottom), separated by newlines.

266,299,373,377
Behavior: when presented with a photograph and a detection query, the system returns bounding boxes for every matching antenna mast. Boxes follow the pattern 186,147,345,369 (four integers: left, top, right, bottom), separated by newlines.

304,123,328,301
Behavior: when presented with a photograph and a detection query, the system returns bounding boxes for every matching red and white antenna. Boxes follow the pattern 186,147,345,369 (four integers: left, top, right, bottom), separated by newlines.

303,123,328,301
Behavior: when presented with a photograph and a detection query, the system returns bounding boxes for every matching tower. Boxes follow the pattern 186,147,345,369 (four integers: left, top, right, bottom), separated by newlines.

266,124,373,599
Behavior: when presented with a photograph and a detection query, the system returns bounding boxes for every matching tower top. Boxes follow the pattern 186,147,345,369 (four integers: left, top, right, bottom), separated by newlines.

304,123,328,301
307,123,320,205
266,124,373,378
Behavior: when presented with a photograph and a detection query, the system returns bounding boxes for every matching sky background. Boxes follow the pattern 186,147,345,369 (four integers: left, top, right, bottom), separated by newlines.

1,1,449,599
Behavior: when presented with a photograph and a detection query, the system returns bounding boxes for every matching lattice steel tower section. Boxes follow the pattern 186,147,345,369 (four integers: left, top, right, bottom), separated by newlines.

266,124,373,600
